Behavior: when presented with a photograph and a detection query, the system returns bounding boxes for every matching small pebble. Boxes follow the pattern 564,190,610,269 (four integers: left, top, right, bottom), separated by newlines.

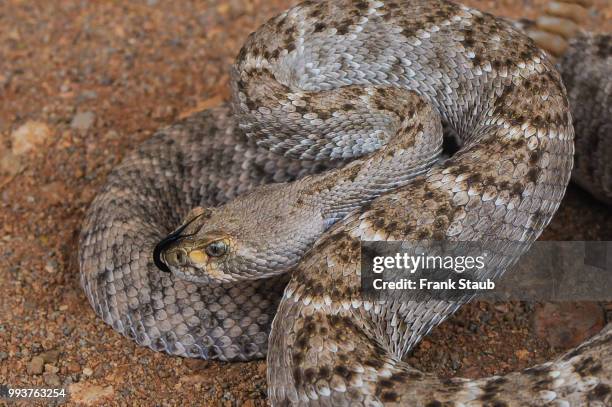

45,363,60,374
83,367,94,376
104,130,119,140
494,304,509,313
69,383,115,404
44,260,58,273
43,372,62,387
39,349,60,364
183,359,209,371
31,343,43,354
70,111,95,131
11,121,52,155
77,90,98,102
27,356,44,375
0,149,21,176
66,362,81,374
515,349,530,361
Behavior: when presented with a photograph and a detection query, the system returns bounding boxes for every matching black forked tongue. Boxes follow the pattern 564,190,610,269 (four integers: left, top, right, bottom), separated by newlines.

153,215,201,273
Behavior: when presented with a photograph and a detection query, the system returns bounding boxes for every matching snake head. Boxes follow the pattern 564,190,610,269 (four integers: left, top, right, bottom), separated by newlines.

153,207,239,282
153,184,326,284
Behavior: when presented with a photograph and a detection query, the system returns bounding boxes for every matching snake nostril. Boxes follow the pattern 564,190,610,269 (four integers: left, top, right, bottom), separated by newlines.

153,233,184,273
170,250,187,265
154,242,188,272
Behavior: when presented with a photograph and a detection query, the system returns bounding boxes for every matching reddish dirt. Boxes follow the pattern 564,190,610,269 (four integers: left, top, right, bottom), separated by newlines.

0,0,610,405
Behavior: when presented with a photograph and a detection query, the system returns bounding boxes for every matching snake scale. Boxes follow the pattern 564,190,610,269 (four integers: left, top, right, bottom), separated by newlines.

79,0,611,405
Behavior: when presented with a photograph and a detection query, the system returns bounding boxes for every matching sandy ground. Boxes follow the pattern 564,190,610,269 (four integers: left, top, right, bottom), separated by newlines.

0,0,610,405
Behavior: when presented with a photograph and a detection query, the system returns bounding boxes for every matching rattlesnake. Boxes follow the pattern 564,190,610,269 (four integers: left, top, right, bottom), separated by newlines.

79,0,611,405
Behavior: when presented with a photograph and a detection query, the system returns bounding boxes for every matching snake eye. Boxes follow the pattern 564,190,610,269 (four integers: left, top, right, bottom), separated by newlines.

205,240,229,257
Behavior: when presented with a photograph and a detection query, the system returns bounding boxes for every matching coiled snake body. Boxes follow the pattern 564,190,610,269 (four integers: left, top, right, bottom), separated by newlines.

79,0,611,405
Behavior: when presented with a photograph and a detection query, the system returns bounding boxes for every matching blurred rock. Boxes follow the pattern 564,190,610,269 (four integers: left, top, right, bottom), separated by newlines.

534,302,605,349
456,366,481,379
69,383,115,406
27,356,44,375
77,90,98,103
515,349,530,361
39,349,60,364
103,130,119,140
43,372,61,386
11,121,52,155
0,147,21,176
44,260,58,274
494,304,509,313
183,358,210,371
70,111,95,131
45,363,60,374
40,181,69,205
